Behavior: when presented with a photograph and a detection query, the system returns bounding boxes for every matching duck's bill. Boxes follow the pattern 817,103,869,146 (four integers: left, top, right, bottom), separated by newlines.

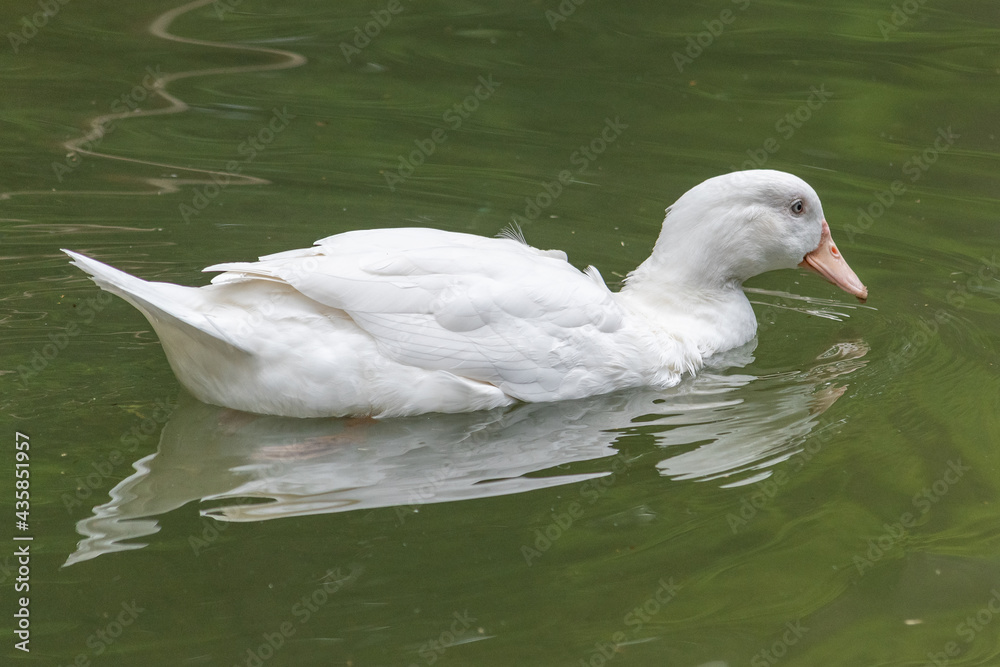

799,220,868,302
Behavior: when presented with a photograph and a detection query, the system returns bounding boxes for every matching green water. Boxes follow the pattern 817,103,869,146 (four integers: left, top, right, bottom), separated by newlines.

3,0,1000,665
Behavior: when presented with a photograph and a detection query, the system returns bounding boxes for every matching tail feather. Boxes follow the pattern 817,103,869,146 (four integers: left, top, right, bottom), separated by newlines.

61,250,252,354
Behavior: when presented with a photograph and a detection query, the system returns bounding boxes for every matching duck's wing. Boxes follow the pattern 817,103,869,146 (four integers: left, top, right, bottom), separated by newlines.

206,228,628,401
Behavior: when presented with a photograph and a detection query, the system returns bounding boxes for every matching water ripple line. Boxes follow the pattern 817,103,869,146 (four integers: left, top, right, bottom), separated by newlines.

1,0,307,200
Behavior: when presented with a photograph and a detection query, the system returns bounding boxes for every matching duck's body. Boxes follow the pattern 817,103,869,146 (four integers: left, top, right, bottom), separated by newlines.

65,170,867,418
64,228,702,417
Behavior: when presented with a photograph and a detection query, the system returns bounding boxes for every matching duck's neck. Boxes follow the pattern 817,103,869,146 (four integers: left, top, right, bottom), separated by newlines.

617,251,758,356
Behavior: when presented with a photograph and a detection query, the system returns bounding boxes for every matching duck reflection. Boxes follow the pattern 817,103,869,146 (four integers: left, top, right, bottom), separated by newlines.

65,341,867,566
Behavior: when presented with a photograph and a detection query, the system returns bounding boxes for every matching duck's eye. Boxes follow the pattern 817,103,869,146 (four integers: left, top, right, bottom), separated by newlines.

790,199,805,215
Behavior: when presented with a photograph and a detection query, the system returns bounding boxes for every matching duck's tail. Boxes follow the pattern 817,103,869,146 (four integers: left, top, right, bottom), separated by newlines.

61,249,253,355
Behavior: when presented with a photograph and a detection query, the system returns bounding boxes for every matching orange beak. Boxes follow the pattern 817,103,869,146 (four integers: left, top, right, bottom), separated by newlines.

799,220,868,302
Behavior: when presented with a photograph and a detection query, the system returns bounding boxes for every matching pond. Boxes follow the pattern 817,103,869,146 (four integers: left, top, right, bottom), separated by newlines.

3,0,999,665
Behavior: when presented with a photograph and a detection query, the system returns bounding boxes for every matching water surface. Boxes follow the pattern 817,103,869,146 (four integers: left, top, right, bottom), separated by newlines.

3,1,999,665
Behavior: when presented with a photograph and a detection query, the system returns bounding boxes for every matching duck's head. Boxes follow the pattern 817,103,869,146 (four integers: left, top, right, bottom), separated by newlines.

643,169,867,302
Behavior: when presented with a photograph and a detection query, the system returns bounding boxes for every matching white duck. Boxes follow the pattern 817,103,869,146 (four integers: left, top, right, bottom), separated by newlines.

64,169,867,418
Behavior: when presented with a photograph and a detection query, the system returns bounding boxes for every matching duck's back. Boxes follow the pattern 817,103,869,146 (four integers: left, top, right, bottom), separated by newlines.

207,228,667,409
67,228,690,417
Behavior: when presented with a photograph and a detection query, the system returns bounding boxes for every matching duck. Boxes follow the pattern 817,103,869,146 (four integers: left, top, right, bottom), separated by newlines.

64,169,867,418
